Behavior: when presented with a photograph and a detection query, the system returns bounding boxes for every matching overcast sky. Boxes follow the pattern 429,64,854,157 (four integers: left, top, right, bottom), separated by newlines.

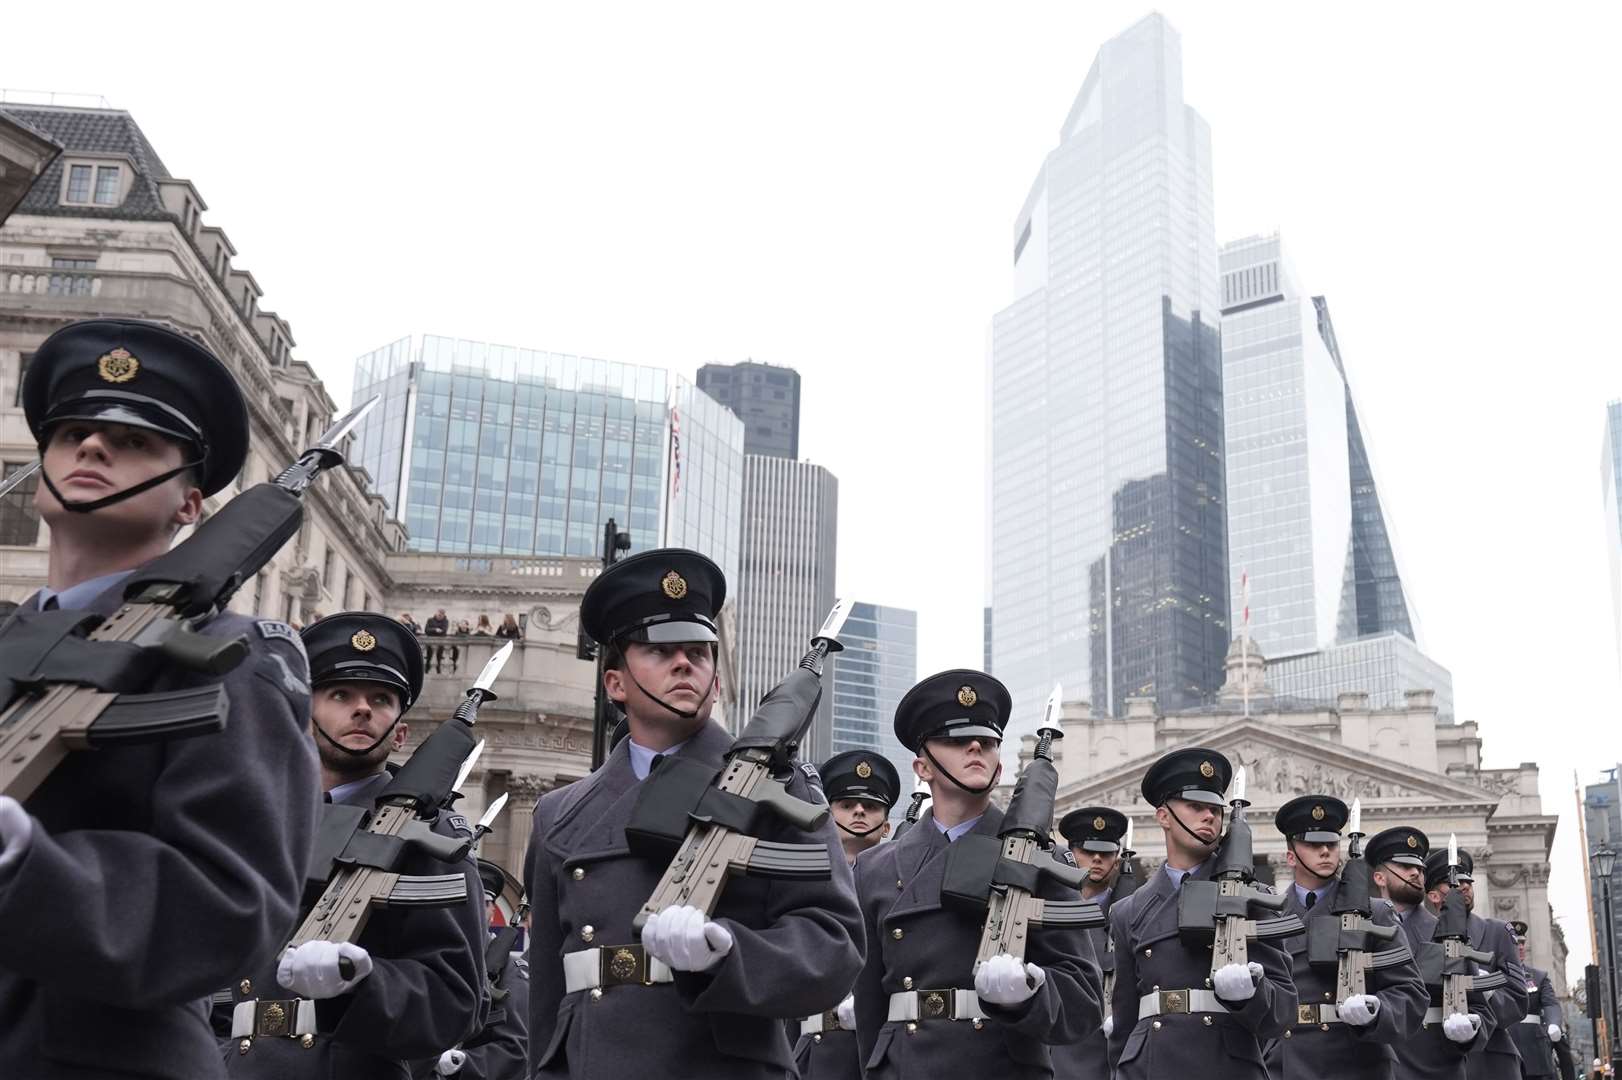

9,2,1620,976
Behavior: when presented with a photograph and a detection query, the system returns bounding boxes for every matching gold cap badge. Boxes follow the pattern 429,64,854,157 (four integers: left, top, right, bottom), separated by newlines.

957,685,977,708
1406,835,1419,849
855,760,873,779
1093,815,1107,831
97,347,139,384
661,571,687,600
1311,804,1326,821
351,629,377,652
1199,760,1215,779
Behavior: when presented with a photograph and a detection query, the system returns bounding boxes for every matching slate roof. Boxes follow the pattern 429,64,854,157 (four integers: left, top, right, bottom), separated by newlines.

0,104,174,221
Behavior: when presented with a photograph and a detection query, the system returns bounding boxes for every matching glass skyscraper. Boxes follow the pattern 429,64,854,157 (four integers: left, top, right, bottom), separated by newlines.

829,602,918,822
1265,631,1453,719
1603,402,1622,668
351,335,743,584
989,13,1227,751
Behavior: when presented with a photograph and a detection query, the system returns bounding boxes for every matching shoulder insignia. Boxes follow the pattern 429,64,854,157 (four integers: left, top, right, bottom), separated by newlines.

446,813,472,837
264,651,310,697
257,620,297,643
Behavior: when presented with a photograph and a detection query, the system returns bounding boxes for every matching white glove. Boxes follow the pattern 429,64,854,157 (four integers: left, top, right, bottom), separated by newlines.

640,905,734,972
276,941,373,999
1549,1023,1563,1042
974,953,1045,1006
1442,1012,1481,1044
1212,961,1262,1002
1338,994,1380,1027
0,796,34,873
835,994,856,1030
1103,1014,1115,1038
435,1048,466,1076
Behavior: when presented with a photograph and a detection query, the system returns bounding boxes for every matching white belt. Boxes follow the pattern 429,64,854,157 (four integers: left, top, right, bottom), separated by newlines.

1424,1007,1445,1024
1295,1003,1343,1025
801,1011,853,1035
1521,1014,1545,1024
888,988,987,1022
562,946,673,992
1138,989,1226,1017
230,998,318,1040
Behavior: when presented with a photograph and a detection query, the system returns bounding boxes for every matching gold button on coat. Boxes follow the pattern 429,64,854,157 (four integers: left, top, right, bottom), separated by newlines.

1152,1021,1161,1030
572,867,586,880
892,928,903,940
903,977,913,989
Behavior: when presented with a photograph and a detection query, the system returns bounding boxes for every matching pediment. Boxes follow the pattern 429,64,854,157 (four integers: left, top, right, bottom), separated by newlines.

1056,718,1498,814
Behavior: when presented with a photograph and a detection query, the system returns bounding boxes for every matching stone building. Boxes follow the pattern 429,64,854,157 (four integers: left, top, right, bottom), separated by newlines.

1039,635,1569,983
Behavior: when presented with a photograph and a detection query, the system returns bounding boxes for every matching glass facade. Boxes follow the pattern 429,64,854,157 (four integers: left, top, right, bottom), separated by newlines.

351,335,743,584
990,13,1227,754
1603,403,1622,669
1265,631,1454,720
829,602,918,822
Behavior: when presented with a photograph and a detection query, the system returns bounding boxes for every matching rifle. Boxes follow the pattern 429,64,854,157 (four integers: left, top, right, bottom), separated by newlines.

1178,766,1305,975
1306,798,1411,1003
1421,834,1506,1018
893,790,929,839
291,642,514,978
0,398,377,801
627,600,851,931
942,683,1104,973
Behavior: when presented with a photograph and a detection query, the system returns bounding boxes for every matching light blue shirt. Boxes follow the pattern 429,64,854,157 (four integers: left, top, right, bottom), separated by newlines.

933,814,983,843
327,776,377,804
1293,882,1331,909
629,738,690,781
1162,860,1207,888
38,569,136,611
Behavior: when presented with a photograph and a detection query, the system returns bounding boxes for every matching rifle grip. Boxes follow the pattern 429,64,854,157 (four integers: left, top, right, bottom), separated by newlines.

160,627,248,675
753,778,828,832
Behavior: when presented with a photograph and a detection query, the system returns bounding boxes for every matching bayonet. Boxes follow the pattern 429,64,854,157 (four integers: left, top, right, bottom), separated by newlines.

812,598,852,650
473,792,509,843
452,740,487,797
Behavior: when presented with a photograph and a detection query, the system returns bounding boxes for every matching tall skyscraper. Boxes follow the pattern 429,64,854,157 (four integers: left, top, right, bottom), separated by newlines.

989,13,1227,750
1603,402,1622,668
1221,234,1448,712
351,335,744,584
735,455,838,755
697,360,801,459
830,601,918,821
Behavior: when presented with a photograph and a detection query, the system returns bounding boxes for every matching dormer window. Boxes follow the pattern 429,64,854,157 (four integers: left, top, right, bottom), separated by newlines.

60,158,132,208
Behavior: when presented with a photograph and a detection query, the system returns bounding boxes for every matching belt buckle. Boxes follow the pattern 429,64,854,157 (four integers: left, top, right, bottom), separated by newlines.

822,1008,843,1031
919,989,952,1020
1298,1004,1316,1025
255,999,296,1038
600,945,647,988
1160,990,1188,1015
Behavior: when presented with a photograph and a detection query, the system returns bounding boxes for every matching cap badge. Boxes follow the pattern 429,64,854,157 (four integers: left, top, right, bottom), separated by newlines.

855,760,873,779
1093,815,1107,831
957,685,978,708
1311,804,1326,821
1199,760,1215,779
1406,835,1419,849
97,347,139,384
661,571,688,600
351,629,377,652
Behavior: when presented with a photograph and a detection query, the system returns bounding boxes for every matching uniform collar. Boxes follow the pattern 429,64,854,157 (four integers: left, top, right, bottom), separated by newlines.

1294,881,1331,907
1162,859,1207,888
628,737,691,780
932,813,983,843
38,568,136,611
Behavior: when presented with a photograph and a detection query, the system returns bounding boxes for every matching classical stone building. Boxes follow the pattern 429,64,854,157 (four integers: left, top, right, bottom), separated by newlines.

1040,636,1569,984
0,102,751,888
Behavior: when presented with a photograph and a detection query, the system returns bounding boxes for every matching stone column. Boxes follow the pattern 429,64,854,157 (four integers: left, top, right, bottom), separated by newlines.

504,773,550,877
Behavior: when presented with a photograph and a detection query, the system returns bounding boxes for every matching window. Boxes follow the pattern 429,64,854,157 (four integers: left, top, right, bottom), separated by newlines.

0,463,41,546
65,165,91,203
93,166,120,206
48,257,95,297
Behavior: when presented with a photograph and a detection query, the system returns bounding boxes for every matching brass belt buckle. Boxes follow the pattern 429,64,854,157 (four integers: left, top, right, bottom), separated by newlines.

600,945,647,988
1298,1004,1317,1025
1160,990,1189,1015
255,999,297,1038
919,989,951,1020
822,1008,843,1031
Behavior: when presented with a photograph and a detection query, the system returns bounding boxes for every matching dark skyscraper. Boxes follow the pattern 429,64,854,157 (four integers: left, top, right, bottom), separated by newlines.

697,360,801,458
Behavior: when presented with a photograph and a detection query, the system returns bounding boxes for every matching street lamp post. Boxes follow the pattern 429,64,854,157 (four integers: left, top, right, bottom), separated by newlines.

1596,846,1620,1068
584,518,632,770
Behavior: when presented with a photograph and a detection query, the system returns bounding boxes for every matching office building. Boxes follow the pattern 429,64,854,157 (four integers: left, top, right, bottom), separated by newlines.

829,601,918,820
697,360,800,459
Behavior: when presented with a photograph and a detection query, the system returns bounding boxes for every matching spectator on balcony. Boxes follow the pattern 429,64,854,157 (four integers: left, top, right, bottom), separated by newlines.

424,608,450,674
474,614,493,636
400,612,421,634
455,618,472,636
496,613,521,640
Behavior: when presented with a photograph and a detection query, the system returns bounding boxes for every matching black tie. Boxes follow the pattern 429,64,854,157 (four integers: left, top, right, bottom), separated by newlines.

1304,891,1317,910
42,595,59,611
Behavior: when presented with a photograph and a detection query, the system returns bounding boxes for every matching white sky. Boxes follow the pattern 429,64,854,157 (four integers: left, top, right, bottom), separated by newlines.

8,2,1621,978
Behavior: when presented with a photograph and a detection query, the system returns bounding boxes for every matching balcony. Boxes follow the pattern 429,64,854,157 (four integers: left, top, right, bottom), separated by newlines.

412,633,596,721
0,267,215,329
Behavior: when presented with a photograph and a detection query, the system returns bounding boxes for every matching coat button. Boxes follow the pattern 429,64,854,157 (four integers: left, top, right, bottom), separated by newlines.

1203,1016,1213,1026
892,929,904,940
903,977,914,989
239,979,252,995
581,925,595,942
572,868,586,881
1204,977,1212,988
896,880,904,889
238,1039,251,1055
1144,947,1152,957
1151,985,1159,992
1283,1029,1292,1039
301,1035,315,1049
1323,991,1332,1000
1320,1023,1330,1031
973,1019,984,1031
590,988,603,1001
1151,1021,1161,1030
813,1034,822,1044
906,1023,917,1035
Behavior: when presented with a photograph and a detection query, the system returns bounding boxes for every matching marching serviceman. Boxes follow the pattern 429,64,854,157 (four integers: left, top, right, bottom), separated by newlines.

1264,796,1426,1079
223,612,487,1078
1366,825,1477,1080
523,549,863,1078
793,750,901,1080
850,670,1103,1079
1051,806,1131,1080
1504,921,1562,1080
1106,747,1297,1079
0,319,321,1078
425,861,530,1080
1423,848,1529,1080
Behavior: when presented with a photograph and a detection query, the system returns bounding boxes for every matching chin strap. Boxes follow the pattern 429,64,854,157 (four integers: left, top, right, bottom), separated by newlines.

314,716,402,758
836,817,888,839
1288,839,1339,884
40,457,203,514
921,744,1002,796
1163,800,1223,852
622,667,718,722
